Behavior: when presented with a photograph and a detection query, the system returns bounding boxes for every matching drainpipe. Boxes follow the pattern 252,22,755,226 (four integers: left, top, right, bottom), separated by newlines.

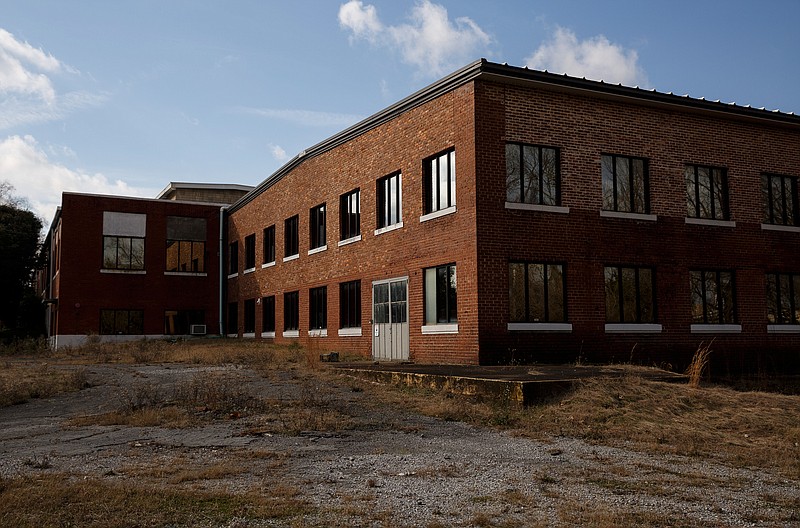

219,206,225,336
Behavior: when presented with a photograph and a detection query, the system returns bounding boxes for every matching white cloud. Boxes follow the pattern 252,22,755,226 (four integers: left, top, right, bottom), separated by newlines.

338,0,492,77
235,107,362,128
0,135,150,222
524,27,649,87
269,143,288,162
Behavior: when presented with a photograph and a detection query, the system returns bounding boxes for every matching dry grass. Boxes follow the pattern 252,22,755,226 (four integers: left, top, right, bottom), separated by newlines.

0,361,87,407
686,341,712,387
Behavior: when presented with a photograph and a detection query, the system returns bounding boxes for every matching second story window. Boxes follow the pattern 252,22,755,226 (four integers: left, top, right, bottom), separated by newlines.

377,172,402,229
263,225,275,264
340,188,360,241
244,234,256,270
228,241,238,275
309,203,326,251
686,164,728,220
424,149,456,214
762,174,798,226
102,211,146,271
602,155,648,213
506,143,559,206
284,215,299,258
165,216,206,273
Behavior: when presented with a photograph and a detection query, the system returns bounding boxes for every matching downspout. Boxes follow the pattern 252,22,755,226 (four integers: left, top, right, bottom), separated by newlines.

219,206,225,337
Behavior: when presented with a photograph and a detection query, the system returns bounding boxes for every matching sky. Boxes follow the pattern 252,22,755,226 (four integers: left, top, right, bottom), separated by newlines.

1,0,799,224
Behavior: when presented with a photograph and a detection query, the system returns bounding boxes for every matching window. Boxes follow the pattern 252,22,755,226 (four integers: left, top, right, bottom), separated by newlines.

100,309,143,335
309,286,327,331
506,143,559,206
604,266,655,323
263,225,275,264
309,203,326,250
509,262,566,323
243,299,256,334
690,270,736,324
228,241,238,275
102,212,146,271
284,291,299,332
164,310,204,335
227,302,238,335
262,295,276,333
244,234,256,270
284,215,299,258
766,273,800,324
686,165,729,220
424,149,456,214
377,172,402,229
166,217,206,272
602,155,648,213
340,189,361,241
424,264,457,324
339,280,361,328
762,174,798,226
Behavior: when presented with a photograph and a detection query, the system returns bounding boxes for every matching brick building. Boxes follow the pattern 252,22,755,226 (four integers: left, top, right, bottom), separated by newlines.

225,59,800,371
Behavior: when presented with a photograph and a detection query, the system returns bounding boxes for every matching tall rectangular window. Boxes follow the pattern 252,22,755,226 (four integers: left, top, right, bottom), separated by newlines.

228,241,238,275
690,270,736,324
377,172,402,229
227,302,238,334
164,310,204,335
509,262,566,323
604,266,655,323
102,212,146,271
686,165,729,220
166,216,206,272
284,291,299,332
766,273,800,324
602,154,648,213
340,189,361,240
263,225,275,264
100,309,144,335
506,143,559,206
309,286,327,331
244,234,256,270
284,215,299,258
424,264,457,324
309,203,326,250
339,280,361,328
243,298,256,333
762,174,798,226
424,149,456,214
262,295,276,333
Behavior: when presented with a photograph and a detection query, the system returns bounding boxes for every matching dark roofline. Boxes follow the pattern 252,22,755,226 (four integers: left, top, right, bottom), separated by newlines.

228,59,800,213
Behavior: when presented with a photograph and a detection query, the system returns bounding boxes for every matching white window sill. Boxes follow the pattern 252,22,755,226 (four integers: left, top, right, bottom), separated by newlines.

101,269,146,275
507,322,572,332
226,333,238,338
338,235,362,247
283,254,299,263
242,332,255,338
767,325,800,333
338,327,362,337
685,218,736,228
262,261,275,269
600,210,657,222
690,324,742,334
261,331,276,338
421,323,458,334
282,330,299,338
308,245,327,256
505,202,569,214
605,323,663,333
761,224,800,233
420,205,456,223
374,222,403,236
164,271,207,277
308,329,328,337
227,272,238,279
243,267,256,275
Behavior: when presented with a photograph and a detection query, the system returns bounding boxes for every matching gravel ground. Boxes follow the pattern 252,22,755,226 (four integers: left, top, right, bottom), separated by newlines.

0,363,797,527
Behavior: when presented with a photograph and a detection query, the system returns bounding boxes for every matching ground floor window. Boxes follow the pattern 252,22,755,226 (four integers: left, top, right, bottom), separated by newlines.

262,295,275,333
164,310,204,335
604,266,655,323
690,270,735,324
424,264,457,324
284,291,299,331
340,280,361,328
509,262,566,323
766,272,800,324
100,309,144,335
227,302,238,334
243,299,256,333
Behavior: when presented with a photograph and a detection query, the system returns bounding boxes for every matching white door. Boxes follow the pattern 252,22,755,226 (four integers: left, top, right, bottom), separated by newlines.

372,278,409,361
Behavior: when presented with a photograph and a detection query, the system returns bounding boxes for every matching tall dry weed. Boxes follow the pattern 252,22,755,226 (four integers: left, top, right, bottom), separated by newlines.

686,340,713,388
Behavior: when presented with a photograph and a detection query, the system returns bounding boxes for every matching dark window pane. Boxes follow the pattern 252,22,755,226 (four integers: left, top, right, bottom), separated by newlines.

509,263,525,322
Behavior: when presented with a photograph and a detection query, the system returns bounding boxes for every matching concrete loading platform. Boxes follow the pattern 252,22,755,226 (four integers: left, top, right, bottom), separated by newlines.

335,363,687,405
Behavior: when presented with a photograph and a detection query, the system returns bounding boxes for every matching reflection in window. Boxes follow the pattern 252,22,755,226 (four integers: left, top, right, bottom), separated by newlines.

100,309,144,335
686,165,728,220
602,155,648,213
424,264,457,324
340,189,361,240
509,262,566,323
506,143,559,206
604,266,655,323
690,270,735,324
424,149,456,214
104,236,145,270
377,173,402,229
166,216,206,272
310,203,326,250
762,174,798,226
766,272,800,324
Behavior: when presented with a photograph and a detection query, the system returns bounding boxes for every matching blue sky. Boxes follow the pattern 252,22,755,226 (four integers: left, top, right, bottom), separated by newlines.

1,0,798,222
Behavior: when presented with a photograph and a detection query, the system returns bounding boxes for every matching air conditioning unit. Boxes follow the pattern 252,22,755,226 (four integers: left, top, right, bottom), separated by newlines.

190,324,207,335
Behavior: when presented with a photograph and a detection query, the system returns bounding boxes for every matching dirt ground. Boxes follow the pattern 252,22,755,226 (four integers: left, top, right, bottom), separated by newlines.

1,361,798,527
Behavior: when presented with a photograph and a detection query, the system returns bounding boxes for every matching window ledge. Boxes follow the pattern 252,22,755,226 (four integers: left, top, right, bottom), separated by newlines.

226,333,238,338
420,205,456,223
262,261,275,269
243,267,256,275
690,324,742,334
685,218,736,228
338,235,362,247
308,328,328,337
505,202,569,214
101,269,146,275
600,211,657,222
164,271,207,277
761,224,800,233
767,325,800,333
308,245,327,256
605,323,662,333
282,330,299,338
226,272,238,279
421,323,458,334
374,222,403,236
283,254,299,263
338,327,362,337
242,332,255,338
508,323,572,332
261,331,276,338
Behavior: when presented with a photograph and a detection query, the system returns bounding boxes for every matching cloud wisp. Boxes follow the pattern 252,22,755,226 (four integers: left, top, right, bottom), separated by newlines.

338,0,492,78
525,27,649,87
